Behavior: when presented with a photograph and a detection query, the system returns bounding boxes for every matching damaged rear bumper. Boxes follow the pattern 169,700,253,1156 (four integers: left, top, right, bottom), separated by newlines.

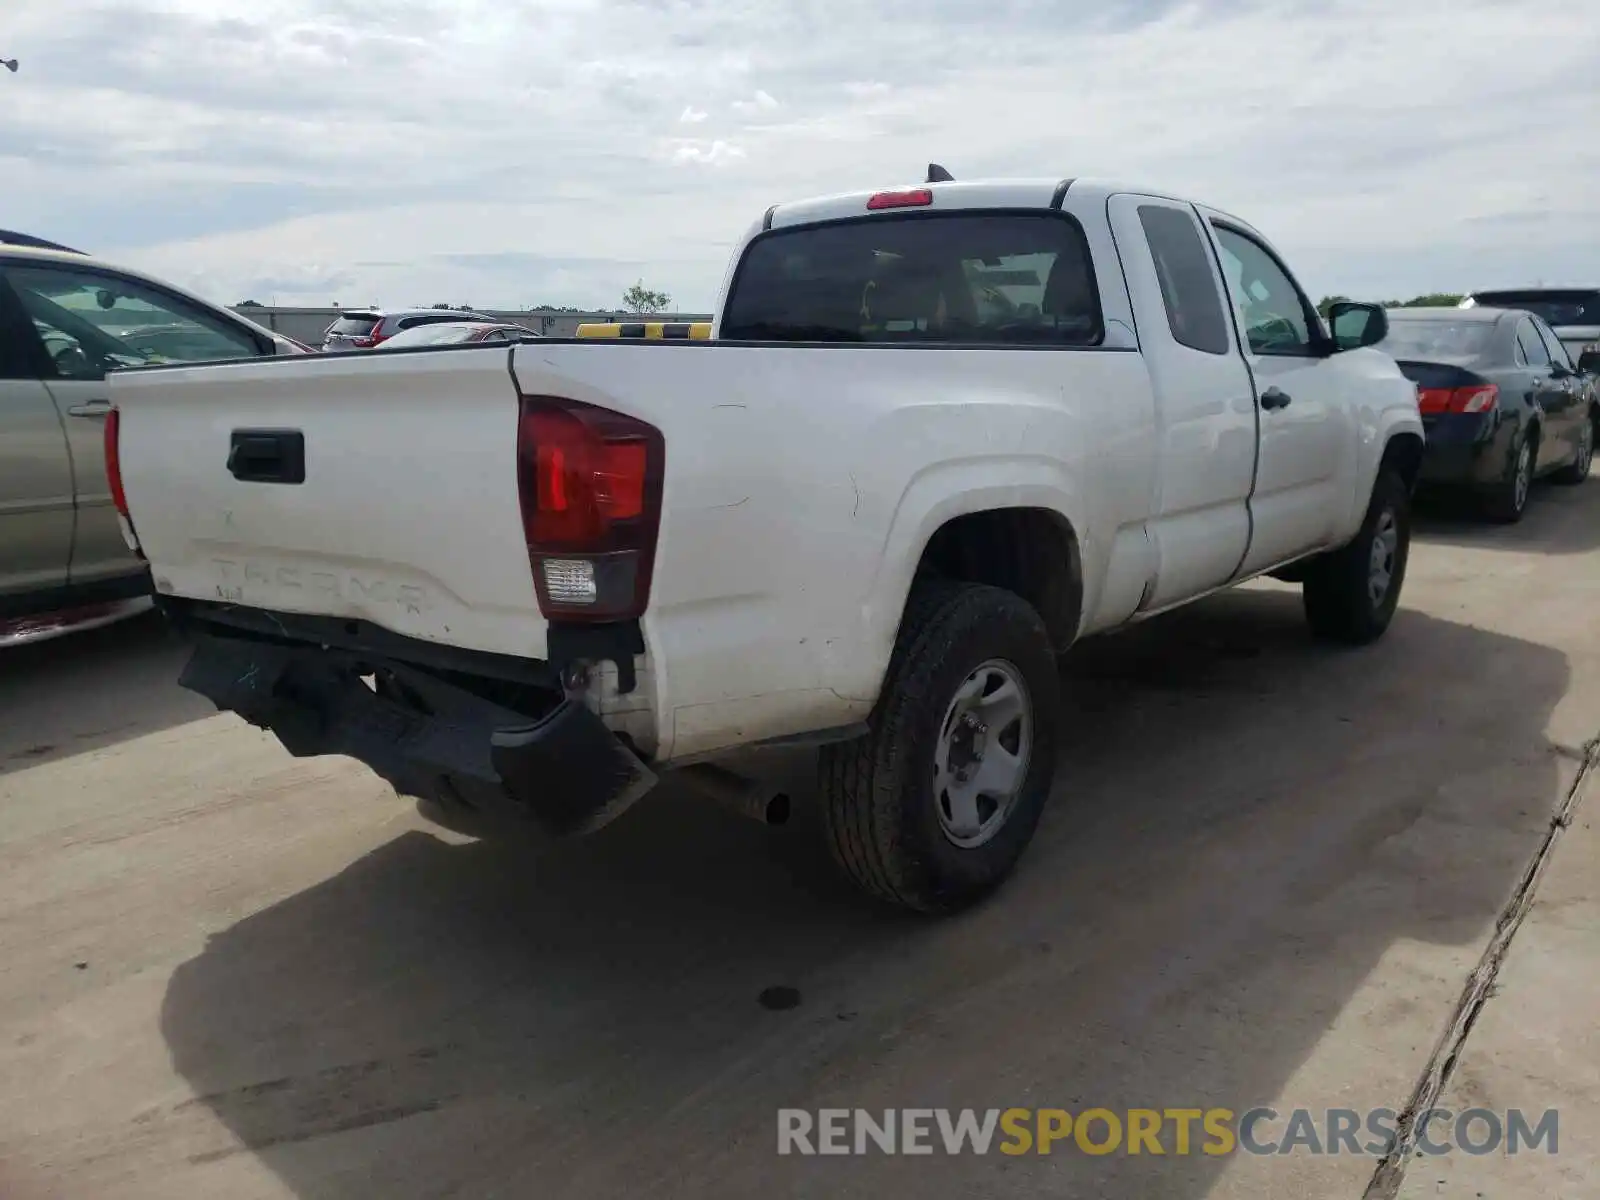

173,606,656,838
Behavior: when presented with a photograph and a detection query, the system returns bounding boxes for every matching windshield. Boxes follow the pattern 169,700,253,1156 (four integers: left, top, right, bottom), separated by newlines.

721,212,1102,345
1378,318,1497,360
1467,290,1600,328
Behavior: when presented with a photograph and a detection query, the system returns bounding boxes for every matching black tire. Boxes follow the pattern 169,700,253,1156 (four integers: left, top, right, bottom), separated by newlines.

819,580,1061,914
1482,432,1535,523
1553,416,1594,486
1303,468,1410,646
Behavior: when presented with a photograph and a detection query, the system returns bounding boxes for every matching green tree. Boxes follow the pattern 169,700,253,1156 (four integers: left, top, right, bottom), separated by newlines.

1316,295,1352,318
1397,293,1464,308
622,280,672,314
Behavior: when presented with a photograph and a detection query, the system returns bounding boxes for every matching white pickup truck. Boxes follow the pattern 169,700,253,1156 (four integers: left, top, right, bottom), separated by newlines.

108,176,1423,913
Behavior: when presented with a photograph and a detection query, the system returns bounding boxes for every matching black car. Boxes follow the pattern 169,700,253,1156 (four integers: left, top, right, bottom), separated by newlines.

1372,307,1596,522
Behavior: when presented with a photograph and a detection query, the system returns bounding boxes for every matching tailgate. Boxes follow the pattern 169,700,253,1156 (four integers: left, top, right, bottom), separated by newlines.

109,347,549,659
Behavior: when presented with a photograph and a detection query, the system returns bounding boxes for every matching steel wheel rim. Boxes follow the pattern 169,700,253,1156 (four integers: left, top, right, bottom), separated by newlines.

1514,443,1531,511
934,658,1033,849
1368,507,1399,608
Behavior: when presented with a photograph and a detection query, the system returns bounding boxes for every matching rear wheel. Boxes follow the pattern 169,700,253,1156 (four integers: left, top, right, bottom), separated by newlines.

1483,433,1534,523
819,581,1061,913
1553,417,1594,485
1302,468,1410,645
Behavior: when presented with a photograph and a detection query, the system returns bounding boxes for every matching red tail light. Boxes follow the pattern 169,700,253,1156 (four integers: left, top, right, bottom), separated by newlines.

1418,384,1499,415
516,397,664,621
866,188,933,210
103,406,144,557
104,406,128,517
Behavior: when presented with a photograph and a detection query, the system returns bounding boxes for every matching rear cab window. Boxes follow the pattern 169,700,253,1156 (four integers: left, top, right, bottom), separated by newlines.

720,212,1102,345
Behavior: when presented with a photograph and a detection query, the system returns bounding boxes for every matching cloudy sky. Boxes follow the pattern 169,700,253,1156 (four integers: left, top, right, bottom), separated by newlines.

4,0,1596,312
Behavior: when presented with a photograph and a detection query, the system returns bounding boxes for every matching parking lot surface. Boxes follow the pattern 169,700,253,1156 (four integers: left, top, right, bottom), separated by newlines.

2,485,1597,1200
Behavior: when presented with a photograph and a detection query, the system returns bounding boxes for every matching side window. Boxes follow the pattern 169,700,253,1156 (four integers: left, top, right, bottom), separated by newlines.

0,276,43,379
1517,320,1551,368
1535,320,1573,369
1513,327,1527,366
1209,225,1316,356
1137,204,1230,355
4,264,263,382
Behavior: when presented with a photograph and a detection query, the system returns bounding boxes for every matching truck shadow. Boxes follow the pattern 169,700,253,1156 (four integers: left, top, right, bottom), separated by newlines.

157,593,1570,1198
0,611,213,778
1413,479,1600,555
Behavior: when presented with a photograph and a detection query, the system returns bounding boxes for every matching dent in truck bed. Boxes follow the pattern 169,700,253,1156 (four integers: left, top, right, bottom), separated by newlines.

167,599,658,837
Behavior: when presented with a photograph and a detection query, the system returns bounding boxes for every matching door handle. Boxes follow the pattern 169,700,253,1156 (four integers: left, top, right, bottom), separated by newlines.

1260,387,1292,411
228,429,306,484
66,399,112,418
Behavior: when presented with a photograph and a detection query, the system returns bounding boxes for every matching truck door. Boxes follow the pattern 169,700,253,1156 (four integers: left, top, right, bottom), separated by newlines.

1107,195,1257,610
0,275,74,607
1200,215,1358,575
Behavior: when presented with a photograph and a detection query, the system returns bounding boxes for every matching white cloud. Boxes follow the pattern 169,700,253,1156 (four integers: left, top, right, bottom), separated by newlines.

669,139,747,167
733,88,780,113
3,0,1596,310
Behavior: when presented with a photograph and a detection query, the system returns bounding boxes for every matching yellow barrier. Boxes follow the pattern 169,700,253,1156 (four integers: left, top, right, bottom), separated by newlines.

576,320,712,341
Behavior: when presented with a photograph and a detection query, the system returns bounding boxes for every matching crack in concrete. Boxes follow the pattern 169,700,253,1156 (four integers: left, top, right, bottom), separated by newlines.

1363,732,1600,1200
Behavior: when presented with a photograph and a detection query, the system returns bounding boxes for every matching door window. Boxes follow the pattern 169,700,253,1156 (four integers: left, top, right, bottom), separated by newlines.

4,264,264,381
1533,319,1573,370
1137,204,1231,355
1517,320,1551,368
1210,225,1317,356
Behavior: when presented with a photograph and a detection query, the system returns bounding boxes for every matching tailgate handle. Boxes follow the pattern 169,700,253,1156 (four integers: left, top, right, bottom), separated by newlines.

228,429,305,484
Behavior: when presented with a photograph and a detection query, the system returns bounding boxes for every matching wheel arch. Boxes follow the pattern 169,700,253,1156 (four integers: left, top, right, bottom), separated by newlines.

913,506,1084,653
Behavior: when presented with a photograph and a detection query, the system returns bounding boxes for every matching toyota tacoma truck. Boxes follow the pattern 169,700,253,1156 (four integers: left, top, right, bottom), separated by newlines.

106,176,1423,913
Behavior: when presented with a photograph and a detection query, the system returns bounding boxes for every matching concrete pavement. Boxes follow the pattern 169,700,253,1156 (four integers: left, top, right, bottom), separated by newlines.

1,481,1597,1199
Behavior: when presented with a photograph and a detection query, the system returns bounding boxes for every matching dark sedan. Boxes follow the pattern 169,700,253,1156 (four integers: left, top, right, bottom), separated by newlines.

1374,307,1596,522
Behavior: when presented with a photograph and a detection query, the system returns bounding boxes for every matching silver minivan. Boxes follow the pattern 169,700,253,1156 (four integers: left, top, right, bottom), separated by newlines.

0,235,303,622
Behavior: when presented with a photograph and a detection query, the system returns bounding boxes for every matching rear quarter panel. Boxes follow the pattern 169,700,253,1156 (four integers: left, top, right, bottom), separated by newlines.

1331,346,1424,539
513,341,1156,762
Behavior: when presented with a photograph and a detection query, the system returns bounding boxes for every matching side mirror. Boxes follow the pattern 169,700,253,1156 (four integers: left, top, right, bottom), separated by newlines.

1578,349,1600,376
1328,301,1388,351
1551,362,1574,380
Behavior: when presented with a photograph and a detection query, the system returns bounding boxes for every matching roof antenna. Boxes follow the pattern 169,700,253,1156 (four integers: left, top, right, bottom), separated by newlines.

926,163,954,184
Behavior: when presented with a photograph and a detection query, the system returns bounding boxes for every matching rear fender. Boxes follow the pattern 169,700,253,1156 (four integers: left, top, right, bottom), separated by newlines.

1341,398,1425,541
843,457,1090,703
